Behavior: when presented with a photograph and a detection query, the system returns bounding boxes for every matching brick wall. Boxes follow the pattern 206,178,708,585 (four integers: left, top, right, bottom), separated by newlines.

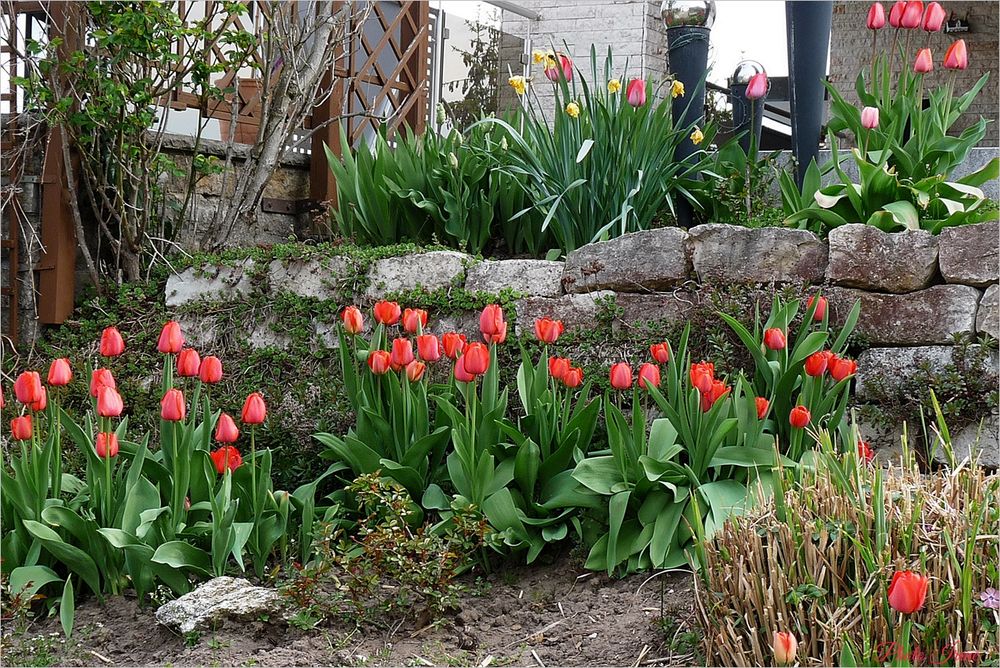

829,1,999,144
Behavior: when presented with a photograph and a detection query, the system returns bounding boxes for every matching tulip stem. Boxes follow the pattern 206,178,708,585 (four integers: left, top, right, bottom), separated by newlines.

104,433,113,526
53,392,62,499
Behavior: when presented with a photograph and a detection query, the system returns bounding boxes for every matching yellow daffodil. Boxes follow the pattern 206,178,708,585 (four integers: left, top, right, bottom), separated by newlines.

690,127,704,145
565,102,580,118
608,78,622,94
671,79,685,99
508,75,526,96
532,49,546,64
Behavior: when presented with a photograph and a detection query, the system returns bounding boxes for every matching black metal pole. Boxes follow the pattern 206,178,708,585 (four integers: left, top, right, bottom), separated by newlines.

785,0,833,185
667,25,710,226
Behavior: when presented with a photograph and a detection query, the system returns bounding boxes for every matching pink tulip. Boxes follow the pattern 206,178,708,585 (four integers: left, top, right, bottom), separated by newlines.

888,0,906,27
544,53,573,82
944,39,968,70
745,72,768,100
913,48,933,73
900,1,924,29
867,2,886,29
922,2,945,31
861,106,880,129
626,79,646,107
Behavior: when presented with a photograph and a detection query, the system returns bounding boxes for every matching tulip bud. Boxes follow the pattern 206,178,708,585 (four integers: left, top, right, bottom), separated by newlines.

241,392,267,424
789,405,811,429
888,0,906,27
160,388,186,422
548,356,571,382
534,317,565,344
888,570,929,614
807,295,828,321
772,632,798,666
211,445,243,475
10,415,32,441
98,386,124,418
763,328,786,351
755,397,770,419
804,352,830,377
463,343,491,376
442,332,467,360
47,358,72,387
405,360,426,382
199,356,223,383
90,368,116,398
913,47,933,73
649,342,670,364
100,326,126,357
176,348,201,378
867,2,886,29
609,363,632,390
342,306,364,335
922,1,945,31
944,39,968,70
638,363,661,390
745,72,768,100
367,350,392,375
390,338,415,370
900,0,924,28
626,78,646,107
417,334,441,362
373,301,401,326
96,432,120,459
402,308,428,334
14,371,43,405
157,320,184,354
861,106,880,130
215,412,240,443
562,367,584,388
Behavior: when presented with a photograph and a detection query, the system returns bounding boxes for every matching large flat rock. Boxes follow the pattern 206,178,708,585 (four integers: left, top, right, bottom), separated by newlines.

364,251,472,299
687,224,827,284
267,257,352,300
827,285,980,345
561,228,690,293
465,259,564,297
826,224,938,293
938,220,999,287
932,413,999,469
165,260,255,307
155,577,283,634
856,345,999,401
977,284,999,338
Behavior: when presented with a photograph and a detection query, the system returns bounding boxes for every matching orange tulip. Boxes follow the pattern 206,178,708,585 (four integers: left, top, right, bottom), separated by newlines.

373,300,401,326
888,570,929,614
390,338,415,370
402,308,428,334
690,362,714,394
215,412,240,443
367,350,392,375
10,415,32,441
701,380,730,412
157,320,184,354
804,351,829,377
534,317,565,344
211,446,243,474
609,363,632,390
858,439,875,462
829,356,858,382
342,306,364,334
160,388,186,422
807,294,828,321
441,332,467,360
48,358,72,386
176,348,201,378
638,363,661,390
562,367,584,388
479,305,507,344
649,342,670,364
241,392,267,424
417,334,441,362
763,328,786,351
405,360,426,382
789,405,811,429
453,354,476,383
549,356,571,382
199,356,223,383
90,368,116,397
100,326,126,356
98,386,124,418
463,342,491,375
755,396,770,419
14,371,43,405
96,432,120,458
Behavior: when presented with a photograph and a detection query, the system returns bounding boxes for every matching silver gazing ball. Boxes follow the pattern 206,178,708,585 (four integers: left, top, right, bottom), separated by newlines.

661,0,717,29
732,60,765,85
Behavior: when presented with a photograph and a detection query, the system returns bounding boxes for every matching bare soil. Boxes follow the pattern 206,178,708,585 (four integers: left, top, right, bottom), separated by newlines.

2,559,699,667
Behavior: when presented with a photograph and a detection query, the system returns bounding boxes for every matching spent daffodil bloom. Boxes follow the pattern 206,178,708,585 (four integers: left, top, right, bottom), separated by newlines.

608,78,622,94
690,127,704,145
671,79,685,98
532,49,546,64
565,102,580,118
508,75,526,96
448,152,459,169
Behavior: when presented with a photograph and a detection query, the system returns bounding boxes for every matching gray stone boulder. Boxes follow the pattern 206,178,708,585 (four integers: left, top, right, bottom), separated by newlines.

155,577,283,634
932,413,999,469
514,291,616,333
165,260,255,307
464,259,564,297
561,228,690,293
856,346,999,401
938,220,999,287
977,284,999,338
364,251,471,299
267,257,352,300
826,224,938,293
827,285,980,345
612,293,699,329
687,224,827,284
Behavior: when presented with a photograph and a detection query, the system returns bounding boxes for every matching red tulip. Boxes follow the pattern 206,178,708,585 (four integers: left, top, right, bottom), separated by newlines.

755,397,770,419
549,356,571,382
199,356,223,383
479,305,507,344
745,72,768,100
563,367,584,388
90,368,116,397
888,570,929,614
454,355,476,383
96,432,119,459
626,78,646,107
416,334,441,362
789,405,811,429
176,348,201,378
900,0,923,28
773,631,798,666
763,328,786,351
98,386,124,417
10,415,32,441
241,392,267,424
402,308,428,334
690,362,715,394
342,306,364,335
861,106,880,130
649,342,670,364
534,317,565,344
442,332,467,360
858,439,875,463
888,0,906,27
211,446,243,475
807,295,828,321
100,326,126,357
609,363,632,390
701,380,730,412
867,2,886,29
638,363,661,390
463,342,491,376
944,39,968,70
830,356,858,382
30,387,47,412
804,351,829,377
48,358,72,386
14,371,43,405
215,412,240,443
160,388,186,422
390,338,415,370
0,386,5,409
544,53,573,82
405,360,426,382
157,320,184,354
373,300,401,326
913,47,933,73
368,349,392,375
921,1,945,31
